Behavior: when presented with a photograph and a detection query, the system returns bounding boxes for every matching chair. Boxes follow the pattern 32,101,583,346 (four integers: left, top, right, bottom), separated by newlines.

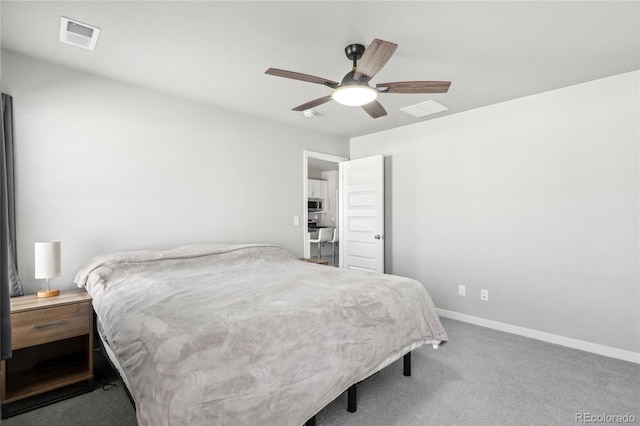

309,228,333,261
326,228,339,267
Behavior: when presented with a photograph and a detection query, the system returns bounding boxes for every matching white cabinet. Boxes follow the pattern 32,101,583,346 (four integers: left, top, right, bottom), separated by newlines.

308,179,327,199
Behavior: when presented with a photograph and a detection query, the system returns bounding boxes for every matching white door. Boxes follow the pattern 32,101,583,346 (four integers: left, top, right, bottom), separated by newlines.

339,155,384,273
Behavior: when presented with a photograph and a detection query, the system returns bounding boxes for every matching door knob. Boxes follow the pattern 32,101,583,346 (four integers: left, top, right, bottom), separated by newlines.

374,234,381,240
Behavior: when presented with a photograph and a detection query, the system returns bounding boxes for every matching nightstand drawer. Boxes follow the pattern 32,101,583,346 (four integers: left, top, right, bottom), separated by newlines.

11,302,91,350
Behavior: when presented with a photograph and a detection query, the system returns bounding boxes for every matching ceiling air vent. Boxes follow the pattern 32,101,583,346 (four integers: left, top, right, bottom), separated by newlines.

59,17,101,50
401,100,449,118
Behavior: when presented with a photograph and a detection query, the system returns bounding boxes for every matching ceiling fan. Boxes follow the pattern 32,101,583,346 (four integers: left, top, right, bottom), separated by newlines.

265,39,451,119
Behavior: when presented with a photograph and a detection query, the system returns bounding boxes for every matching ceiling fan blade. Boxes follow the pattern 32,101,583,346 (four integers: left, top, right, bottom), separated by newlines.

376,81,451,94
292,95,333,111
353,39,398,81
361,100,387,119
266,68,338,88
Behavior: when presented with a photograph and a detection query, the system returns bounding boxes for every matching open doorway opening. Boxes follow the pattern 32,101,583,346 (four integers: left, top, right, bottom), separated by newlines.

303,151,348,265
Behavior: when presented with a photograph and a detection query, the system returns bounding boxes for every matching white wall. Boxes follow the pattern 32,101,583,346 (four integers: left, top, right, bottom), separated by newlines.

2,51,349,294
351,71,639,354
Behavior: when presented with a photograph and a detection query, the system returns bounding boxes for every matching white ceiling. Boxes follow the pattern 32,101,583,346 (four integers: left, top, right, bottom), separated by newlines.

1,1,638,138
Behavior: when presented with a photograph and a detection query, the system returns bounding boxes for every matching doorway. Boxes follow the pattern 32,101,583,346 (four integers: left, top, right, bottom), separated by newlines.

303,151,348,263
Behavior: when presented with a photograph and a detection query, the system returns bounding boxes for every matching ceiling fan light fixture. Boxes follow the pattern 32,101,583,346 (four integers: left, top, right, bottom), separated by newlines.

332,85,378,107
266,39,450,119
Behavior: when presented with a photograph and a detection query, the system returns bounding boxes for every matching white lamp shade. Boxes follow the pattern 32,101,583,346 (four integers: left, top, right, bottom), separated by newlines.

35,241,61,279
332,85,378,107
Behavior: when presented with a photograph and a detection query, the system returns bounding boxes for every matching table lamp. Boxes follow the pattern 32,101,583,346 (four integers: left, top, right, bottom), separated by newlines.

35,241,61,298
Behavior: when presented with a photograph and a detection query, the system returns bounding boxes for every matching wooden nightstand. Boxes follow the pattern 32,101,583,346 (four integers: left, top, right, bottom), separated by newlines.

1,289,94,419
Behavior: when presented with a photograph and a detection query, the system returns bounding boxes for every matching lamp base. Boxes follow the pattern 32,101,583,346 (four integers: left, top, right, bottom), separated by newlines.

37,289,60,298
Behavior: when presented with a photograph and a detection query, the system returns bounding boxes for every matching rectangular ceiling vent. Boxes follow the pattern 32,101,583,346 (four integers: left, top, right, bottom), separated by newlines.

59,17,101,51
401,100,449,118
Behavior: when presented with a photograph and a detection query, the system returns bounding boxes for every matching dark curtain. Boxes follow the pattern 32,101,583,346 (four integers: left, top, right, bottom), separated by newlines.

1,92,24,360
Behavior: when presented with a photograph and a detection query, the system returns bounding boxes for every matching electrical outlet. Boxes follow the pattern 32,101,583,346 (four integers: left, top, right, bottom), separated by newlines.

458,285,466,296
481,289,489,301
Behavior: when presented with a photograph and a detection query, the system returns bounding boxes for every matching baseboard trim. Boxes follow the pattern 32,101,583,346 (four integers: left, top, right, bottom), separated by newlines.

436,308,639,364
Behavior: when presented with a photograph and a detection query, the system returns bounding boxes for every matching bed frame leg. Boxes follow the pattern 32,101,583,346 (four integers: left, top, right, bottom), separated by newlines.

403,351,411,376
304,415,316,426
347,384,357,412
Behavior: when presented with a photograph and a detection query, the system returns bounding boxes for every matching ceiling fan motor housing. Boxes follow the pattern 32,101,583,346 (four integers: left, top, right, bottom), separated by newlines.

340,70,371,87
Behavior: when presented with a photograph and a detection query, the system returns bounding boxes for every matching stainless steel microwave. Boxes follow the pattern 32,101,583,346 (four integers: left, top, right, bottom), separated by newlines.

308,199,323,212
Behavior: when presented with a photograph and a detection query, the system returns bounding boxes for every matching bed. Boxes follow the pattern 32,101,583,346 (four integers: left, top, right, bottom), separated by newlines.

74,243,448,425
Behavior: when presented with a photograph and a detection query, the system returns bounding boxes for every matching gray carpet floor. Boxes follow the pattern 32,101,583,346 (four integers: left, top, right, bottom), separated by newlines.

3,318,638,425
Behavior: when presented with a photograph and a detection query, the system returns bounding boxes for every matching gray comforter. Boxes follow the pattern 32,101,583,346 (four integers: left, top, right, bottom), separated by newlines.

75,244,447,426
